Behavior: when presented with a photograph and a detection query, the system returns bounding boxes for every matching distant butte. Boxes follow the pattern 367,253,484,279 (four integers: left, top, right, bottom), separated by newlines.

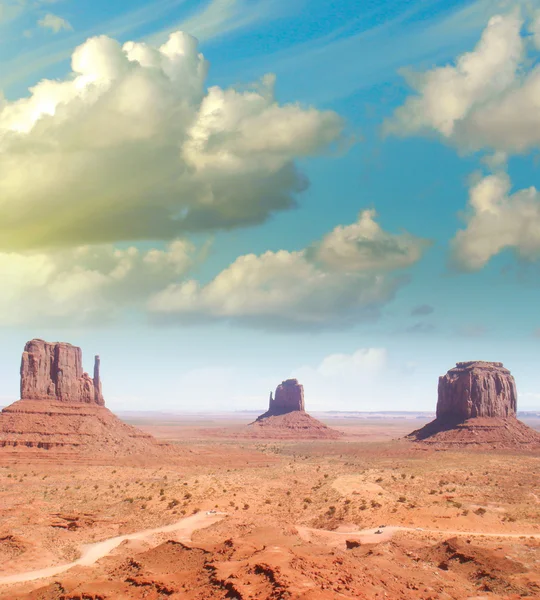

0,339,172,461
248,379,341,439
408,361,540,448
257,379,305,419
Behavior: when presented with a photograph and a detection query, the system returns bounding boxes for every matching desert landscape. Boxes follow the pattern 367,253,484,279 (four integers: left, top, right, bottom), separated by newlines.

0,341,539,599
3,4,540,597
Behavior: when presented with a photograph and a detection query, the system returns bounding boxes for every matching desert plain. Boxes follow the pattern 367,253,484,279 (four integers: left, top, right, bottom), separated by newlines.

1,412,539,600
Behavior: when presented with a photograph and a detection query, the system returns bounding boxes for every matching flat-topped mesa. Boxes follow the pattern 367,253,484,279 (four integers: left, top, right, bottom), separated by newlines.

267,378,305,416
437,361,517,423
20,339,104,406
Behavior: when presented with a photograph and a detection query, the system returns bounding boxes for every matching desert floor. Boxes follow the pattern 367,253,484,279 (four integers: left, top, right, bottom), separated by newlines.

0,415,539,599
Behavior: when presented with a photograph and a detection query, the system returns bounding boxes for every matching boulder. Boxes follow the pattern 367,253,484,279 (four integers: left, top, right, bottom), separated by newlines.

20,339,104,405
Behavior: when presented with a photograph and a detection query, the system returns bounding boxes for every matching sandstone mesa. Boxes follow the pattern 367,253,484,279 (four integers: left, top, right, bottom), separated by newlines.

408,361,540,447
21,339,104,406
249,378,341,439
0,339,170,460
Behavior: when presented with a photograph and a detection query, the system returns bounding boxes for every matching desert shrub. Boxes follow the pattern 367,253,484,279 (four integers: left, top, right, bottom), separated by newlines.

375,477,383,483
474,507,486,516
397,496,407,503
168,499,180,509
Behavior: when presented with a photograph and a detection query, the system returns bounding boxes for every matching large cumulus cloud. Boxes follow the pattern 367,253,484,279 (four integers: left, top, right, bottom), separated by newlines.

384,11,540,155
451,173,540,270
0,32,344,250
0,239,202,325
148,210,431,329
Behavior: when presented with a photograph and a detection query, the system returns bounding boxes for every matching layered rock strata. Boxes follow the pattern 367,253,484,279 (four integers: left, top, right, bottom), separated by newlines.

261,379,305,418
20,339,104,405
408,361,540,447
436,361,516,423
251,378,341,439
0,340,171,460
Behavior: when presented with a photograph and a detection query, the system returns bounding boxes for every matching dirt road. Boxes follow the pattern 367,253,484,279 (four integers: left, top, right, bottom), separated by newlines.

0,511,226,586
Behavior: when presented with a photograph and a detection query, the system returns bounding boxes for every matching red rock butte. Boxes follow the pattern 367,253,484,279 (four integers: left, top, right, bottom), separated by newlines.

408,361,540,448
21,339,104,406
249,378,341,439
0,339,172,462
258,379,305,419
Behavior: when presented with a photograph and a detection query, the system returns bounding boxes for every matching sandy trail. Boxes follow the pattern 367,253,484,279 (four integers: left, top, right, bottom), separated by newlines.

0,511,226,586
298,524,540,546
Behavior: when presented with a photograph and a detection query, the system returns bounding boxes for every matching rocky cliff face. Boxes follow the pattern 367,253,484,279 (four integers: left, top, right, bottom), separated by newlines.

436,361,517,423
267,379,305,416
406,360,540,447
20,339,104,405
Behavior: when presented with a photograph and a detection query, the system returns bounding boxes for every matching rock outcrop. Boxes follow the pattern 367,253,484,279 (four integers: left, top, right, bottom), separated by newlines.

408,361,540,448
20,339,104,406
249,378,341,439
263,379,305,418
436,361,516,422
0,339,173,461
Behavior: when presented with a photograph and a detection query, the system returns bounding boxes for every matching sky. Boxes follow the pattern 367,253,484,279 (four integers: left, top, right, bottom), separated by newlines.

1,0,540,412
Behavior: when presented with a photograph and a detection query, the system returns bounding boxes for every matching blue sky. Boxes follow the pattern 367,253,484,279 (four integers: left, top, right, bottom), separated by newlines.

1,0,540,412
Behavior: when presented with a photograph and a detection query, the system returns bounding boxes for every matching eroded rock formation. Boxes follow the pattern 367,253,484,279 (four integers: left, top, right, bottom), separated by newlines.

20,339,104,406
251,378,341,439
0,339,174,458
436,361,516,423
408,361,540,447
265,379,305,417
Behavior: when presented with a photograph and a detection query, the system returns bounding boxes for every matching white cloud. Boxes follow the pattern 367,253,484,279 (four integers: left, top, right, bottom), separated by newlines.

385,11,523,142
312,208,432,271
451,173,540,270
529,9,540,48
385,10,540,155
0,0,25,23
148,0,279,45
38,12,72,33
291,348,406,410
0,31,343,250
316,348,387,378
0,240,201,325
148,210,431,328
